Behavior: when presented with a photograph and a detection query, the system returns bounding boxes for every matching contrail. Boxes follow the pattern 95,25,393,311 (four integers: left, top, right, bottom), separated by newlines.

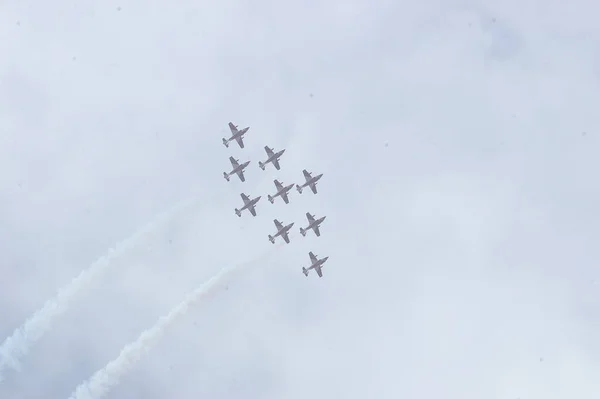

0,192,212,382
67,245,280,399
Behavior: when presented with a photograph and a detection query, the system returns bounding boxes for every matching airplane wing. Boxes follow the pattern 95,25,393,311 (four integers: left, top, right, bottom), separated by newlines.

309,251,317,264
303,169,312,181
274,179,283,191
280,191,289,204
272,157,281,170
282,231,290,244
306,212,315,223
309,182,318,194
274,219,283,230
228,122,238,134
236,169,245,182
229,156,239,168
313,224,321,237
315,264,323,277
248,203,256,216
264,146,274,156
241,193,250,204
235,136,245,149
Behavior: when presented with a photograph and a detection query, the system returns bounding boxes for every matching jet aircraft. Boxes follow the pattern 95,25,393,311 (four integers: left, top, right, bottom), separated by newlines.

222,122,249,148
300,212,326,237
258,146,285,170
296,169,323,194
268,219,294,244
302,251,329,278
235,193,261,217
223,156,250,182
268,179,294,204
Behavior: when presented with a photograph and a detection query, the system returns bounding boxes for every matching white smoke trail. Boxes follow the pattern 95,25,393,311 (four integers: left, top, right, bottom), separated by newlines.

0,193,209,382
67,246,280,399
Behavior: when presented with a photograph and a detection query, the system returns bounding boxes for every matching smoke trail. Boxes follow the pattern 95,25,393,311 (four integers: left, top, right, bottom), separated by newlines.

67,245,280,399
0,193,210,382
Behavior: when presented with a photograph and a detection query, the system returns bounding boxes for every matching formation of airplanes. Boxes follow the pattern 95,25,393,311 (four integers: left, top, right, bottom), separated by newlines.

222,121,329,278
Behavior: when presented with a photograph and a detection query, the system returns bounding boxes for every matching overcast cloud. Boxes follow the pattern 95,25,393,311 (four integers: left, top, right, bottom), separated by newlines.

1,0,600,398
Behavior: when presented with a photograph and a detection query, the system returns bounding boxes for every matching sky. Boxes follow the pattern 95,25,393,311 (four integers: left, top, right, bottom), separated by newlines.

1,0,600,398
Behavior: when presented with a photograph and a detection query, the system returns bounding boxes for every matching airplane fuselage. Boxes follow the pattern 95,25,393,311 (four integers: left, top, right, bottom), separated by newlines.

275,224,293,237
309,257,328,270
228,127,249,141
241,197,260,210
276,184,293,197
317,257,329,266
268,149,285,162
303,174,323,187
232,161,250,173
309,216,326,229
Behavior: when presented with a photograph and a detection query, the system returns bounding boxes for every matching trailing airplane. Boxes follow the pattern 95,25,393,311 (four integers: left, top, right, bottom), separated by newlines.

235,193,261,217
223,156,250,182
268,179,294,204
300,212,326,237
258,146,285,170
268,219,294,244
222,122,249,148
302,251,329,278
296,169,323,194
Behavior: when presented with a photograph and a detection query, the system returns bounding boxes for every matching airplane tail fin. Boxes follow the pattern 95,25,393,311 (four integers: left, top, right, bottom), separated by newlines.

302,267,309,276
296,184,303,193
268,235,274,244
300,227,306,236
268,195,274,204
222,138,229,147
223,172,230,181
259,161,265,170
235,208,241,217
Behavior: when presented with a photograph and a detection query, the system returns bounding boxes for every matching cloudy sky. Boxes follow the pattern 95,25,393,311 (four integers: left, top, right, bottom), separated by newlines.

1,0,600,398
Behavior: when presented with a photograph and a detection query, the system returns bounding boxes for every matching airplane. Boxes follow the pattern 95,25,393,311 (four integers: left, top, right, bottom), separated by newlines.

223,156,251,182
268,179,294,204
268,219,294,244
302,251,329,278
296,169,323,194
235,193,261,217
258,146,285,170
300,212,326,237
222,122,249,148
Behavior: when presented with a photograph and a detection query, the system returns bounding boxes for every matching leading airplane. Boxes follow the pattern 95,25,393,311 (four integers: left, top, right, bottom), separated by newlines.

235,193,261,217
268,219,294,244
268,179,294,204
302,251,329,278
258,146,285,170
223,156,250,182
300,212,326,237
296,169,323,194
222,122,249,148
